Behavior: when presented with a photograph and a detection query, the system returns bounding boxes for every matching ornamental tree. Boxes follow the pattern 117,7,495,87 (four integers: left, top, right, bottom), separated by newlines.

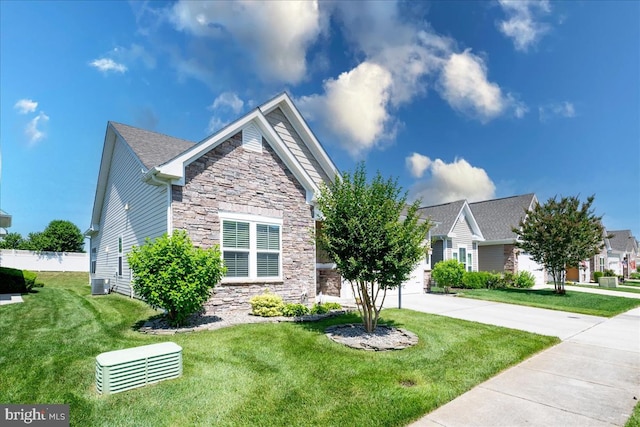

128,230,226,326
513,195,606,295
316,163,431,332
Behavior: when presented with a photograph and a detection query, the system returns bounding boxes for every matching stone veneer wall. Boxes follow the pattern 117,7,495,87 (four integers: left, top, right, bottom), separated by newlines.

316,268,341,296
504,244,518,273
172,132,316,313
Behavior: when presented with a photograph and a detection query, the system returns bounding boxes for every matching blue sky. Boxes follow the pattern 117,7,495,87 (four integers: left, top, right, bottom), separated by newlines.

1,1,638,242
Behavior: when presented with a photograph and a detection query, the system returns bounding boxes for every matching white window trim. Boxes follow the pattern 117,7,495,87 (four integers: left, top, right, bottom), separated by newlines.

456,245,473,272
219,212,283,283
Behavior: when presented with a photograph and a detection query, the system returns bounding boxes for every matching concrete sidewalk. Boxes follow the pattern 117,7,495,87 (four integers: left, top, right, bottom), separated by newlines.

0,293,24,305
395,295,640,426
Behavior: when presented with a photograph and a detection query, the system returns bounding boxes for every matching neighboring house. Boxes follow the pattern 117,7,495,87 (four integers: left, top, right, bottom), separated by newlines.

0,209,11,237
86,93,338,312
587,228,610,282
469,193,547,285
419,200,484,273
607,230,638,278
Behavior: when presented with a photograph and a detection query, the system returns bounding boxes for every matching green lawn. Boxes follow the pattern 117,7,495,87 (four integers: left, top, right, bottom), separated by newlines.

621,279,640,288
627,401,640,427
458,288,640,317
0,272,559,427
565,283,640,294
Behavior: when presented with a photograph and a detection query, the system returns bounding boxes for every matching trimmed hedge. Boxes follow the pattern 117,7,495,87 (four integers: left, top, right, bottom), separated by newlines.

0,267,38,293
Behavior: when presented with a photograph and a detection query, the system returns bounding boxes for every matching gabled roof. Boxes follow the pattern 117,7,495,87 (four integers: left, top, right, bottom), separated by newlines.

88,92,338,233
148,92,337,199
418,199,484,241
110,122,194,170
608,230,638,253
469,193,537,243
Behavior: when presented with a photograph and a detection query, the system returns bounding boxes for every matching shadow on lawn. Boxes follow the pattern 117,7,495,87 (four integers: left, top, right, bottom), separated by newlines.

291,311,405,334
478,288,568,297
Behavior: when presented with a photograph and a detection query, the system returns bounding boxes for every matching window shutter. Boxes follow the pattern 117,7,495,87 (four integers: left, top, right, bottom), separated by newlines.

257,224,280,250
223,221,249,249
242,123,262,152
224,252,249,277
257,253,279,277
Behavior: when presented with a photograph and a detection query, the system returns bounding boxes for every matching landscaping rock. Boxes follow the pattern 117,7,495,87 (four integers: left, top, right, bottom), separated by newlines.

325,324,418,351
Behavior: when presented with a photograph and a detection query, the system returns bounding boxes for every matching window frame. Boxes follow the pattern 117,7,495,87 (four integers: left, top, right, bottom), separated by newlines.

219,212,283,283
117,236,123,276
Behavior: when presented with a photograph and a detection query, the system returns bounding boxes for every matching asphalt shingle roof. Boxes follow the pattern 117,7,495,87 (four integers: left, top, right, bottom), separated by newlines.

418,200,466,236
607,229,637,253
469,193,536,242
110,122,195,170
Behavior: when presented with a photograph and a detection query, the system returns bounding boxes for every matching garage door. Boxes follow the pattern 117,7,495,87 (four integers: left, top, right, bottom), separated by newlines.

518,253,546,286
386,260,426,296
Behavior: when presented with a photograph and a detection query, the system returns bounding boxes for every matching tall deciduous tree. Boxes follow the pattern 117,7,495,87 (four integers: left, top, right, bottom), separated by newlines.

40,220,85,252
316,163,431,332
513,195,605,294
0,232,24,249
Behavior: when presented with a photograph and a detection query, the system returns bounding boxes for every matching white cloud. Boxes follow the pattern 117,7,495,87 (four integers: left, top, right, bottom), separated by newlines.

170,0,324,84
90,58,128,74
25,112,49,145
408,156,496,206
438,49,525,122
497,0,551,52
210,92,244,114
207,116,227,134
14,99,38,114
298,61,394,157
539,101,576,122
207,92,245,134
406,152,432,178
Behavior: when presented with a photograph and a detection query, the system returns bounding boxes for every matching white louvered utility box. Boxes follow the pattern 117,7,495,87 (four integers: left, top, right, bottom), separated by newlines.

96,342,182,395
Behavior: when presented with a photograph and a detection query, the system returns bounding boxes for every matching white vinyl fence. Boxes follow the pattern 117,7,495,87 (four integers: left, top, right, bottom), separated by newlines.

0,249,89,272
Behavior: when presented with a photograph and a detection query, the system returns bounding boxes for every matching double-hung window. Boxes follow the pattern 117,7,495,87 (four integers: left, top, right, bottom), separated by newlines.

221,213,282,281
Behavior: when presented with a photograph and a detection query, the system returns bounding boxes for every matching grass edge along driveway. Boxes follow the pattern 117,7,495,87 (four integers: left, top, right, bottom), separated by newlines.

457,287,640,317
1,272,558,427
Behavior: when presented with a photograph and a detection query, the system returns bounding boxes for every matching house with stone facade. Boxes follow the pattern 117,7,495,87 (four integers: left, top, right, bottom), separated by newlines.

86,93,338,312
469,193,547,285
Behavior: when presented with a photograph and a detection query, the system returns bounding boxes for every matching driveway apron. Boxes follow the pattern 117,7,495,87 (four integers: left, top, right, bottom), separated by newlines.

391,295,640,427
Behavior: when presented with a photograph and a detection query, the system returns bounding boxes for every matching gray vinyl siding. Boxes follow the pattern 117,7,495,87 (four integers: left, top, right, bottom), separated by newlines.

265,108,331,187
92,136,168,295
478,245,506,272
450,215,477,271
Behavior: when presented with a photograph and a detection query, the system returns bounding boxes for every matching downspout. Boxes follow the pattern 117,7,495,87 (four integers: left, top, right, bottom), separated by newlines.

146,172,173,236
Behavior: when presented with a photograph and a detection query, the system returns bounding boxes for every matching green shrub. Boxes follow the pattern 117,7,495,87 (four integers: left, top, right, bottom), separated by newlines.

281,303,309,317
603,269,616,277
0,267,37,293
310,303,329,315
462,271,496,289
630,272,640,280
323,302,342,310
127,230,226,326
432,259,465,292
513,271,536,288
249,292,284,317
593,271,603,282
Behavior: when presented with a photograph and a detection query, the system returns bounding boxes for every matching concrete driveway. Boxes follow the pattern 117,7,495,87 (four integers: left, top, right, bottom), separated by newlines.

391,294,640,427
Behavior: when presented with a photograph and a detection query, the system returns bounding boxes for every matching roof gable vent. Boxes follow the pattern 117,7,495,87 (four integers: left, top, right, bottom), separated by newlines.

242,123,263,153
